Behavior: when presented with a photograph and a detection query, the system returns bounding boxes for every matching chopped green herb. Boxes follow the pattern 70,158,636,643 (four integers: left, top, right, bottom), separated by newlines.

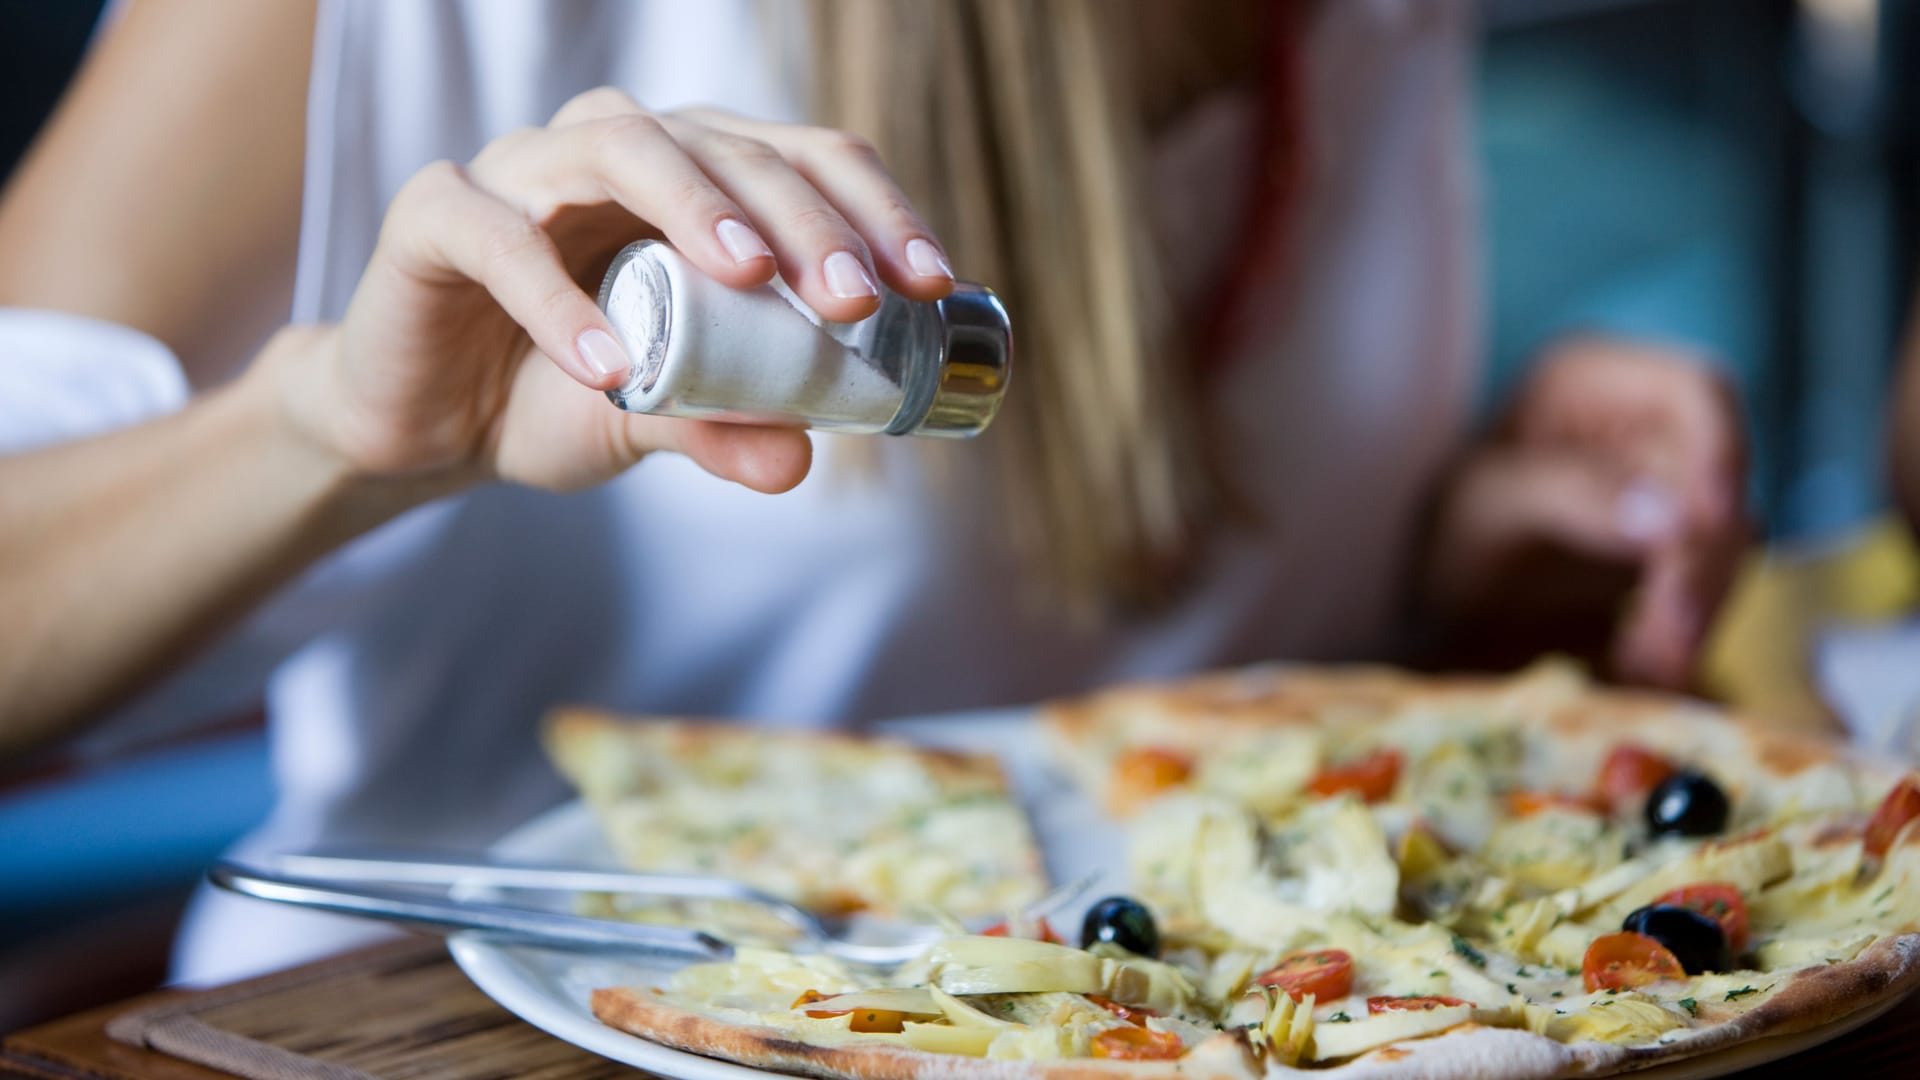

1450,935,1487,968
1677,998,1698,1017
1505,983,1519,995
1550,991,1563,998
1430,970,1446,978
1872,886,1894,905
1515,966,1532,977
1724,986,1760,1002
1327,1012,1352,1023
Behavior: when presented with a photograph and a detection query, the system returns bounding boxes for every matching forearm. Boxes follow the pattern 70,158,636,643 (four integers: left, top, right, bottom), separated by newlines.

0,0,313,385
0,330,444,750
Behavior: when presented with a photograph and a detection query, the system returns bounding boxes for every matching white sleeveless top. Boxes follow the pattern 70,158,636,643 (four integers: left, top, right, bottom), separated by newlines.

151,0,1481,981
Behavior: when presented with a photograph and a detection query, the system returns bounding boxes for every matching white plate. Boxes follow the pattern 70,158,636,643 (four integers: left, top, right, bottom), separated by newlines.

449,799,762,1080
451,707,1127,1079
450,707,1905,1078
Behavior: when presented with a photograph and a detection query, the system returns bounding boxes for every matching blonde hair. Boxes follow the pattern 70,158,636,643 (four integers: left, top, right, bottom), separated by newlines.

811,0,1264,614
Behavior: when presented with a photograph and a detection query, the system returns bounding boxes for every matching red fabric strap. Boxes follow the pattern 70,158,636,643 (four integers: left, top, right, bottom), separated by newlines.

1195,0,1309,380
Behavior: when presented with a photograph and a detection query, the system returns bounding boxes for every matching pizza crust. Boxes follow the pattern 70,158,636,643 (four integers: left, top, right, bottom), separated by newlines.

1608,933,1920,1066
592,987,1263,1080
595,932,1920,1080
545,709,1011,797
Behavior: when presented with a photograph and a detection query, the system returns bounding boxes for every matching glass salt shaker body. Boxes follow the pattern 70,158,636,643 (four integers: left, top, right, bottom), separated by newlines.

596,240,1011,436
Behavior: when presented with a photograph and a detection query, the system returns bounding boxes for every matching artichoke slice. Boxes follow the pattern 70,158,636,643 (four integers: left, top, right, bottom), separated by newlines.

1308,1004,1473,1061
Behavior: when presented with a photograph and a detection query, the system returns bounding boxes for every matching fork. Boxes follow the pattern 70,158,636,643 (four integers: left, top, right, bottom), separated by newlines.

210,854,1096,968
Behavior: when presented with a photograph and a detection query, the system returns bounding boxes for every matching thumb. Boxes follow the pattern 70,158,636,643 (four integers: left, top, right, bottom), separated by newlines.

1612,508,1748,690
626,415,815,494
1614,551,1701,690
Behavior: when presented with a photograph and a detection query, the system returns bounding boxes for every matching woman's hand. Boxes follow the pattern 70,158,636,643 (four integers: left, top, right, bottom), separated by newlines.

273,88,957,494
1419,335,1751,689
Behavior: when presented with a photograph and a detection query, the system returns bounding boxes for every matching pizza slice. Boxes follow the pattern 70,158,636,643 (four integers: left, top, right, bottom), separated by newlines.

543,709,1048,920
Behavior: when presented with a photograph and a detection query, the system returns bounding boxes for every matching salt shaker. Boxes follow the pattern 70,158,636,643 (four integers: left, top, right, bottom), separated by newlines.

595,240,1011,436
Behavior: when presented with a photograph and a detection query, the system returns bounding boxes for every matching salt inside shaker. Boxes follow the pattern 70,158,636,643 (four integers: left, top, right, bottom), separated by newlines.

595,240,1011,436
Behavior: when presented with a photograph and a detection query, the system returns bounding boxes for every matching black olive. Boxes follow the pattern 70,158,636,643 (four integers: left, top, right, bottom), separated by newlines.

1623,904,1732,974
1080,895,1160,957
1644,770,1730,837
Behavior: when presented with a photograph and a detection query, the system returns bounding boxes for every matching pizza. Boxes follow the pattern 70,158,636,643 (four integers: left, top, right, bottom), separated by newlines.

563,663,1920,1078
543,709,1048,919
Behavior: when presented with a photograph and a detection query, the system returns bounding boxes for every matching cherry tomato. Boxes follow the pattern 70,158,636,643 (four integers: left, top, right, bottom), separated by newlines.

1091,1026,1184,1060
791,991,907,1032
1597,745,1677,805
1366,996,1473,1014
1086,994,1158,1026
1254,948,1355,1002
1582,932,1686,993
981,917,1064,944
1307,750,1402,803
1110,746,1194,809
1506,791,1603,818
1865,776,1920,860
1653,882,1749,952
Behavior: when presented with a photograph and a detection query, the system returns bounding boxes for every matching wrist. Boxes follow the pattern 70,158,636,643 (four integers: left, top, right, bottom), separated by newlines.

241,326,469,527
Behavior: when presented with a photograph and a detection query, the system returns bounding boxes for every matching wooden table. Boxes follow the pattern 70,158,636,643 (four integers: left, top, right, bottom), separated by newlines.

0,940,626,1079
3,939,1917,1078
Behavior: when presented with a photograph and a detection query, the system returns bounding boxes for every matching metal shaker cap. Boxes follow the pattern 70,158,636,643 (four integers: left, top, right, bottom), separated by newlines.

911,283,1013,437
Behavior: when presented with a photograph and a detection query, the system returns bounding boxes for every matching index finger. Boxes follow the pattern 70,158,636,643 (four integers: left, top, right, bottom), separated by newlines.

381,162,627,391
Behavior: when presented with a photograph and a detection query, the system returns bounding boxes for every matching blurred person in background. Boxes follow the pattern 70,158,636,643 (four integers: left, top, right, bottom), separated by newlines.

0,0,1748,983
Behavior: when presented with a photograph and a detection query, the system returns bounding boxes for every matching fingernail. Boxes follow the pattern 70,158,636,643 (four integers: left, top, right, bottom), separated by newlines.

905,238,953,280
822,251,879,299
715,217,772,264
1615,479,1680,544
576,327,630,379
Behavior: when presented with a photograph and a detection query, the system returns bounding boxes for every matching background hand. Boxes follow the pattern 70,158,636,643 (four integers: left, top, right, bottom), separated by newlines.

1420,335,1751,688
